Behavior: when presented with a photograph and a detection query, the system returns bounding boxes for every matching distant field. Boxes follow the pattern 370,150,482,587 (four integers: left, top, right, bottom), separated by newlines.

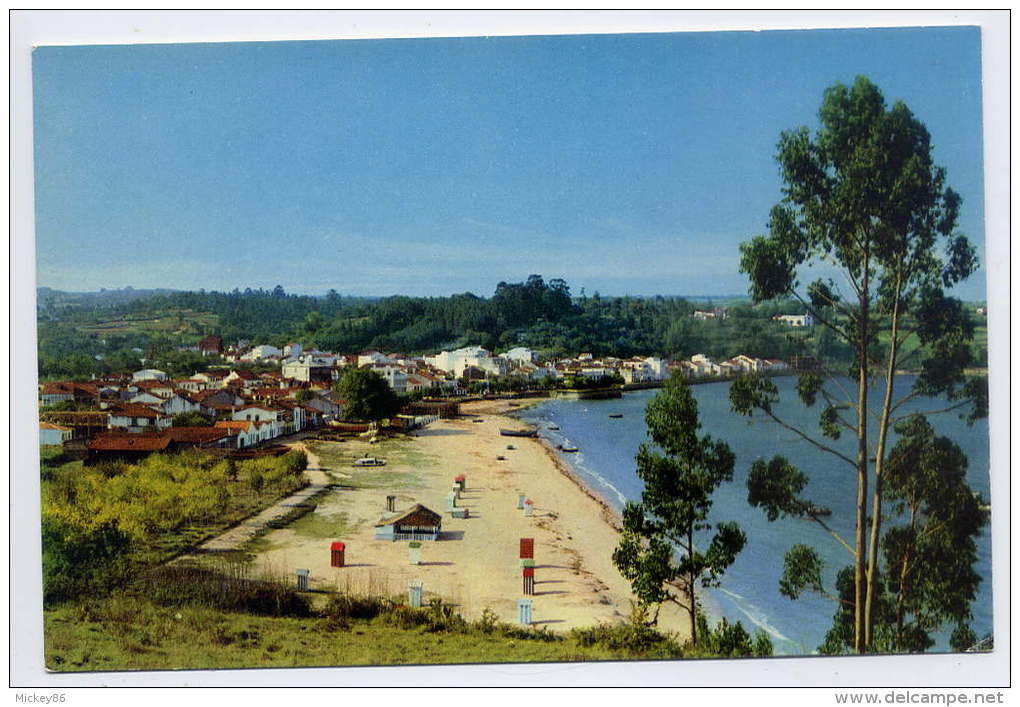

76,308,219,336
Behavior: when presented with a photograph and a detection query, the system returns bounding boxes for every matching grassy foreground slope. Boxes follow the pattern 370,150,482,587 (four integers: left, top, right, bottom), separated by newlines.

44,592,680,671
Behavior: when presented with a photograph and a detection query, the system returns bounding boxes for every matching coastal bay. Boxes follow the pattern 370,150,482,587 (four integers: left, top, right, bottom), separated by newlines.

518,377,993,654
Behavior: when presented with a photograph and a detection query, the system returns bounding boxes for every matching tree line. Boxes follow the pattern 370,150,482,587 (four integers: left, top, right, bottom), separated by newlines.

38,271,926,382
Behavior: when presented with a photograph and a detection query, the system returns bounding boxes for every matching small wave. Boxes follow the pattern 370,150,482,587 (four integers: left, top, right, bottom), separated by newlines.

715,587,791,643
568,455,628,507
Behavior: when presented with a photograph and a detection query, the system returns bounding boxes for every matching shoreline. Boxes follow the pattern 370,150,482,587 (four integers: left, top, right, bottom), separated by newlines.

234,395,691,641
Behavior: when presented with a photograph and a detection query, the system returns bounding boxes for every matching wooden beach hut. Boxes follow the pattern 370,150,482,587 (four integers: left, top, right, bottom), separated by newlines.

374,504,442,541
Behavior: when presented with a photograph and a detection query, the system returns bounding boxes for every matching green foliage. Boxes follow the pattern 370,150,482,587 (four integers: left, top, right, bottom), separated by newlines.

333,367,401,421
737,75,986,654
746,456,810,521
613,372,745,644
172,411,213,427
779,545,826,600
683,612,773,659
39,274,942,382
40,449,309,605
794,416,987,655
880,415,987,652
729,374,779,416
569,620,682,657
42,517,132,607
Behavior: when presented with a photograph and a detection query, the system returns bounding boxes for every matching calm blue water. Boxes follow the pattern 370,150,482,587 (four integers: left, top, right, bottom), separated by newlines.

518,377,992,655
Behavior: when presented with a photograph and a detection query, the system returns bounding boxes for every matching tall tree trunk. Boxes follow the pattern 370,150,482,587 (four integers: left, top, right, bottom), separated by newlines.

854,262,871,654
688,526,697,646
865,276,903,648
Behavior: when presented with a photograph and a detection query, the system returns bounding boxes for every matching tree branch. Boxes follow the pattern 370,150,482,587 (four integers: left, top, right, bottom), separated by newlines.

819,366,859,411
763,409,858,468
807,513,858,558
890,399,972,423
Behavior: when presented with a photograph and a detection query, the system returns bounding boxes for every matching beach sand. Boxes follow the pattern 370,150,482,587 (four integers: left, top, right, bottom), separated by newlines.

246,399,690,640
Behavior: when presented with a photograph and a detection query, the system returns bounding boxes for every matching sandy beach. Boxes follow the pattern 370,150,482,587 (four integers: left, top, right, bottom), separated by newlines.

240,399,690,640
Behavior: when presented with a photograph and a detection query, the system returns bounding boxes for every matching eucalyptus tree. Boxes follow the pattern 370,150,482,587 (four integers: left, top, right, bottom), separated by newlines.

613,372,745,646
733,76,986,653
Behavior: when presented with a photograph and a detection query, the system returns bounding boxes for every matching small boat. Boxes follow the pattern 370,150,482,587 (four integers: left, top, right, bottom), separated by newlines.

353,457,387,467
558,444,579,453
496,455,506,461
500,428,538,438
547,424,559,431
609,414,624,419
506,444,516,450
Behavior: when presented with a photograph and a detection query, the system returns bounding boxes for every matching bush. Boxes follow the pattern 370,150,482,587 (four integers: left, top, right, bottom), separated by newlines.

136,563,313,618
321,593,387,622
282,450,309,475
569,621,678,655
683,613,774,659
42,516,133,607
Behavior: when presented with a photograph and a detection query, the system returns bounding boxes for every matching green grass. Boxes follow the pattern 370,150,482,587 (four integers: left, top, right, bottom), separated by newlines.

287,508,351,539
307,439,435,491
43,591,683,671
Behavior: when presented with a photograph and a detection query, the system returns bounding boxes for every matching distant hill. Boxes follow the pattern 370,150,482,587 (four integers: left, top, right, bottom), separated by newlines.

37,287,182,309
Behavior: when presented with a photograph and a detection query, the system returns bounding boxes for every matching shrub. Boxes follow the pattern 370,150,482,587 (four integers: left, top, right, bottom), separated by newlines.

136,563,313,618
42,516,133,607
321,593,387,622
683,612,774,659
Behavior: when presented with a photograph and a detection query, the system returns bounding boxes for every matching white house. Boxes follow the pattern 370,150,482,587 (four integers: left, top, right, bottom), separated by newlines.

689,355,720,377
367,364,408,394
158,393,204,417
357,350,390,367
643,357,669,380
232,405,282,423
132,369,167,382
502,347,537,365
215,420,260,448
774,313,815,327
107,404,172,433
240,345,283,362
580,365,615,380
426,346,493,376
224,369,260,388
733,355,766,374
282,354,334,383
693,308,728,321
39,422,73,445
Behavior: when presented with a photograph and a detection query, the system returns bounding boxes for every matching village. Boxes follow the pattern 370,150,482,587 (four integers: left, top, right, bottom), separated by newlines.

38,330,808,465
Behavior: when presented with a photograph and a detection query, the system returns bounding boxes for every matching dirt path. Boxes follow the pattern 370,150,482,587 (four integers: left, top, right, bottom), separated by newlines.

190,442,332,554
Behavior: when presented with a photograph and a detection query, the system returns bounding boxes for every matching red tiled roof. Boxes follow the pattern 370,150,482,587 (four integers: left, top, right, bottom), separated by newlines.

163,427,232,443
107,403,161,419
88,433,172,451
215,420,253,432
40,382,99,396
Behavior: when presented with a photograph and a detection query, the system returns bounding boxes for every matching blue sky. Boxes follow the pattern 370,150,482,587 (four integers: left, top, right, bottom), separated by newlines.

32,26,986,300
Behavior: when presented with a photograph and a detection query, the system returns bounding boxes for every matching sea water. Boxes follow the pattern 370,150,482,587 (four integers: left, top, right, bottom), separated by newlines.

517,376,992,655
